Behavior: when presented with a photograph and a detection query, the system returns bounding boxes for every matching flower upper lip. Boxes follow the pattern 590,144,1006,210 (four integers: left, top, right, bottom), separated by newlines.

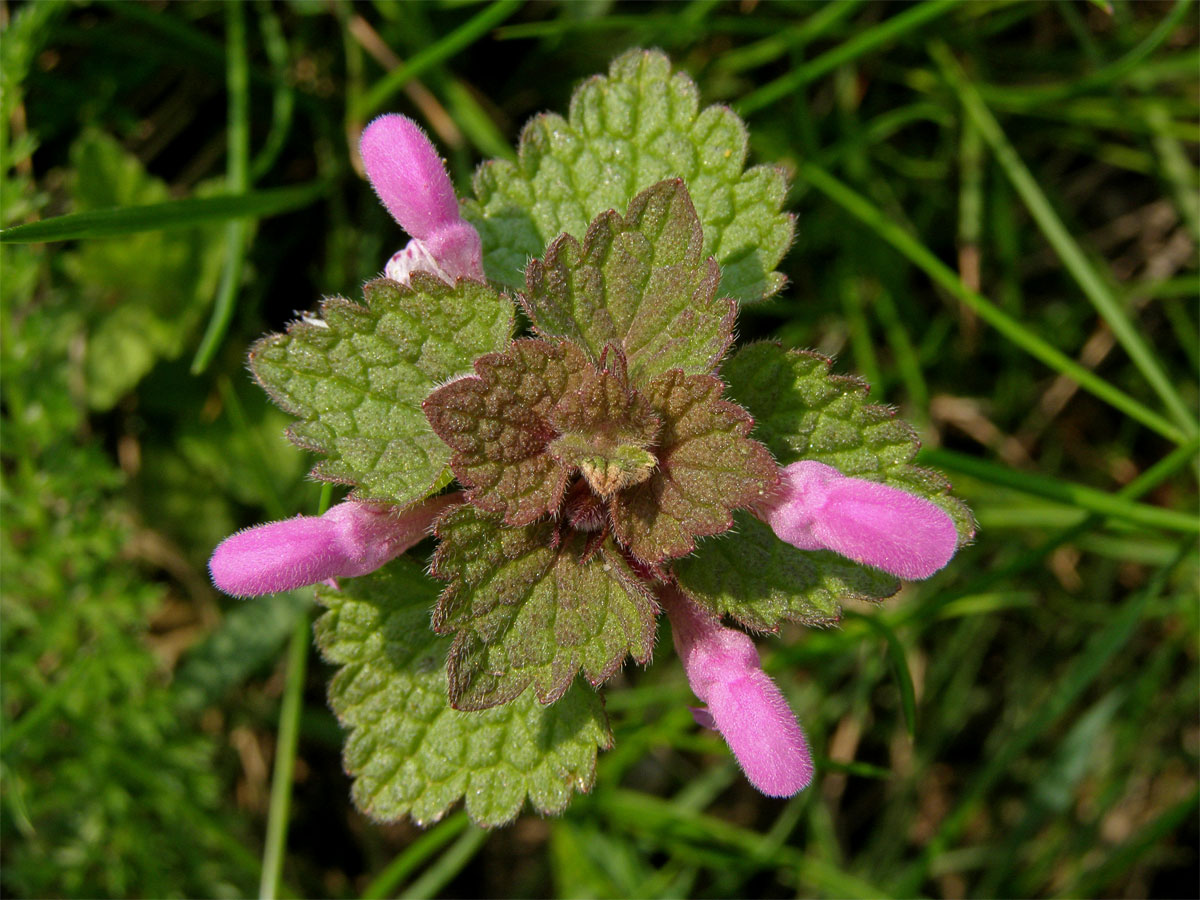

758,460,960,580
360,113,484,285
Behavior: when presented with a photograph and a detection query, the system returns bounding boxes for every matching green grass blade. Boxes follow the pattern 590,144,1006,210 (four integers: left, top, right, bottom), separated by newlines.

1162,295,1200,374
974,690,1124,898
355,0,522,119
872,286,929,414
957,114,984,258
817,759,894,779
848,612,918,737
250,1,296,182
896,540,1192,894
361,813,470,900
1067,786,1200,897
713,0,865,75
921,447,1199,534
1120,436,1200,496
442,78,516,162
736,0,959,116
397,826,489,900
259,615,310,900
901,437,1200,626
225,0,249,192
493,14,788,40
193,0,252,374
596,790,890,899
980,0,1194,106
930,40,1198,439
192,217,250,374
317,482,335,516
679,0,723,27
549,821,623,899
838,273,884,392
795,159,1189,444
1145,99,1200,244
0,181,326,243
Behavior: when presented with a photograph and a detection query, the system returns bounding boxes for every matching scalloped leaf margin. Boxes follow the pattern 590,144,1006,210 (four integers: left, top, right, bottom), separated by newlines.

314,561,612,828
466,48,794,305
250,274,513,507
676,341,975,632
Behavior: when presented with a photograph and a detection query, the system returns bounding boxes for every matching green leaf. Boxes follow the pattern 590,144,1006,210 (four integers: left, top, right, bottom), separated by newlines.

523,179,735,382
611,369,778,563
720,341,975,538
423,339,588,525
431,505,657,711
467,48,794,304
315,562,612,828
60,131,227,410
250,274,513,506
675,512,898,631
674,341,974,632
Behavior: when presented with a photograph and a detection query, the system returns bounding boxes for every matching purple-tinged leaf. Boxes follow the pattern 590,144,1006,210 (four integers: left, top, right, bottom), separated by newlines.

423,339,588,526
524,179,735,383
431,505,658,711
315,561,611,827
610,370,777,563
547,358,661,498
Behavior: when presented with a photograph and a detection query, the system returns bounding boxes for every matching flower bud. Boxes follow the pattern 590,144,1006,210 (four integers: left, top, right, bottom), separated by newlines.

661,587,813,797
361,114,484,284
209,495,457,597
761,460,959,580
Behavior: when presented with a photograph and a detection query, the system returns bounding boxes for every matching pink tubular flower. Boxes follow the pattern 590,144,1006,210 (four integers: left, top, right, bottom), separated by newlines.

760,460,959,581
209,494,458,598
360,114,484,285
660,586,813,797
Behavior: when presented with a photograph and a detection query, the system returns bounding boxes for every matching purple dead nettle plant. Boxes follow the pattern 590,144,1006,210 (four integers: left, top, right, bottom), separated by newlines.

210,50,974,826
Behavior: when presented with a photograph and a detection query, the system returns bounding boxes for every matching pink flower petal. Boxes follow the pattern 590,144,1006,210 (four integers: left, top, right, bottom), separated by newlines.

210,515,343,598
704,669,814,797
209,495,457,597
360,114,462,240
384,239,446,286
763,460,959,580
661,587,813,797
422,222,484,282
384,223,485,286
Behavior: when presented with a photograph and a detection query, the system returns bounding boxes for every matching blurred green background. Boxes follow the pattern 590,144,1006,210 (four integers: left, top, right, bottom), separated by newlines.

2,1,1197,897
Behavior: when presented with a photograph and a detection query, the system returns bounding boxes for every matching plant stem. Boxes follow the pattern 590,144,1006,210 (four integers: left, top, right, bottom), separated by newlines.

193,0,251,374
259,614,309,900
397,826,489,900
